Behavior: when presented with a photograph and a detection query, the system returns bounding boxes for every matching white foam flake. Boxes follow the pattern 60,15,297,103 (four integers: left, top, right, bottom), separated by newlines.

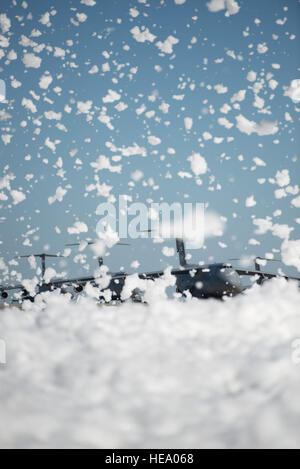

291,196,300,208
130,26,156,43
0,13,11,33
10,190,26,205
1,280,300,448
162,246,175,257
22,53,42,69
39,12,51,27
207,0,240,16
129,8,139,18
22,98,37,113
184,117,193,131
275,170,290,188
76,13,88,23
77,100,93,114
88,65,99,74
236,115,279,136
67,221,88,235
156,36,179,54
257,43,268,54
284,79,300,103
103,89,121,104
214,83,228,94
247,71,257,82
281,240,300,272
246,195,257,208
39,73,53,89
148,135,161,146
48,186,67,205
188,153,208,176
1,0,300,449
80,0,96,5
90,155,122,174
231,90,246,103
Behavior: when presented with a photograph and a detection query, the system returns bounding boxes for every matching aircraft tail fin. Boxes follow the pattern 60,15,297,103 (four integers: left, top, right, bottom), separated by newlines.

176,238,187,267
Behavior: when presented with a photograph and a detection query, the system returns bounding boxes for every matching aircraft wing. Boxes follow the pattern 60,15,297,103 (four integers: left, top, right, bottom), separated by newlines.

236,268,300,282
0,265,210,293
0,283,24,292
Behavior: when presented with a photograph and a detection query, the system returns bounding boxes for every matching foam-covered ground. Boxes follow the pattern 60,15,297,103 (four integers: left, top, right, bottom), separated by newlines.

0,279,300,449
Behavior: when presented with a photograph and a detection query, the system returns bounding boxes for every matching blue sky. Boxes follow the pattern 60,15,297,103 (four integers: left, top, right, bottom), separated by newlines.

0,0,299,284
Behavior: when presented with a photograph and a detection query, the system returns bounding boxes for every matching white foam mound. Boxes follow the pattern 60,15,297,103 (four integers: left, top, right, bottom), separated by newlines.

0,278,300,449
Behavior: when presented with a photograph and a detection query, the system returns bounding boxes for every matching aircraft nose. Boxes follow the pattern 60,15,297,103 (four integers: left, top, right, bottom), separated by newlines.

218,266,243,296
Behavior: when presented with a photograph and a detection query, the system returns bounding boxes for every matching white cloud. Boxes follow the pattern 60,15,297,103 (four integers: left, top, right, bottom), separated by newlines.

22,53,42,69
174,0,186,4
236,115,278,136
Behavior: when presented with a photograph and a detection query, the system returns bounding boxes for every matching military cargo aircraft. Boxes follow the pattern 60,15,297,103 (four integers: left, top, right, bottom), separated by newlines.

1,238,299,303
